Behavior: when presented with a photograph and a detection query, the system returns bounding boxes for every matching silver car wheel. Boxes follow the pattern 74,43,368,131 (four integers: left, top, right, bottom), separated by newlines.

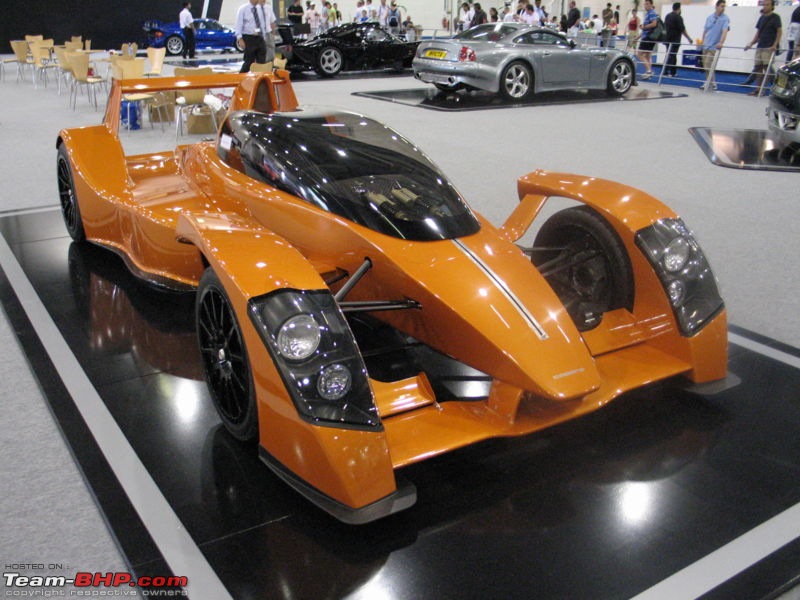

608,60,633,95
317,47,343,76
165,35,184,56
501,62,532,100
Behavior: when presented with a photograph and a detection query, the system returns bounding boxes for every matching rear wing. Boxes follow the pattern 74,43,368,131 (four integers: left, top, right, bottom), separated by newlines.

103,70,300,133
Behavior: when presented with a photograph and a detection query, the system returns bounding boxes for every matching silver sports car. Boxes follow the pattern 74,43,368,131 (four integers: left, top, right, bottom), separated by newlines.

413,23,635,101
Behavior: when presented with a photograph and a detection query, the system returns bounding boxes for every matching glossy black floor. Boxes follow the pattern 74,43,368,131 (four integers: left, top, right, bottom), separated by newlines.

353,86,687,111
2,209,800,599
689,127,800,172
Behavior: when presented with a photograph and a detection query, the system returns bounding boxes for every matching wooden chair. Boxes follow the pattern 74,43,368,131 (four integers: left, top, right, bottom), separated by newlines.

52,46,73,95
9,40,34,83
24,35,44,43
84,39,92,51
64,40,82,52
66,51,104,109
71,36,82,44
250,62,274,72
173,66,218,138
120,43,138,57
29,40,58,88
144,47,166,77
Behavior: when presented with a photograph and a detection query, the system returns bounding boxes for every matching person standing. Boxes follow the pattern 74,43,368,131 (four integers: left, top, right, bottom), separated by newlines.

458,2,474,32
387,2,402,34
376,0,390,28
521,4,541,27
566,0,581,32
236,0,275,72
288,0,304,25
258,0,277,61
637,0,658,79
787,3,800,62
534,0,548,25
601,2,614,47
626,10,640,51
664,3,692,77
179,2,196,60
743,0,782,95
470,2,488,27
699,0,730,90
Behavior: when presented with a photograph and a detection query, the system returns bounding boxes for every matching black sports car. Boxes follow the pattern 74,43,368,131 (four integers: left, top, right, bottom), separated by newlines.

767,57,800,164
286,22,420,77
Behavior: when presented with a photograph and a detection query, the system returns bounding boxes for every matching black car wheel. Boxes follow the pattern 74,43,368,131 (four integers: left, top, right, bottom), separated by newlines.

607,59,633,96
197,268,258,442
531,206,633,331
57,145,85,242
165,35,184,56
315,46,344,77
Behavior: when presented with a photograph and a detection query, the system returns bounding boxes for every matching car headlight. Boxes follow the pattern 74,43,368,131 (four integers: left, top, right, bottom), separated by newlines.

277,314,321,360
663,237,690,272
636,218,724,336
248,289,380,430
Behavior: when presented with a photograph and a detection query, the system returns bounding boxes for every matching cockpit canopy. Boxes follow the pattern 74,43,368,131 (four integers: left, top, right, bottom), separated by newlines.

217,109,480,241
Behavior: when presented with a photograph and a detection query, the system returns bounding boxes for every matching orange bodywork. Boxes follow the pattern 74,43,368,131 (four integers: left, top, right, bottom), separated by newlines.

57,72,728,521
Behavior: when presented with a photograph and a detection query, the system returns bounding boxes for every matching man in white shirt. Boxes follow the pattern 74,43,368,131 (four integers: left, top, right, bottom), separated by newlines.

235,0,276,72
179,2,196,60
376,0,390,27
520,4,541,26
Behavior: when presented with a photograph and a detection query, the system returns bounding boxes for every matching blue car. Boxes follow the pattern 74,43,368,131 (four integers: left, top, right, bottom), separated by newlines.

143,18,239,56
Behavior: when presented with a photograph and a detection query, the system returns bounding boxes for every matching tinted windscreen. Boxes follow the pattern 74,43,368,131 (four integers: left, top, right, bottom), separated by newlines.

218,110,480,241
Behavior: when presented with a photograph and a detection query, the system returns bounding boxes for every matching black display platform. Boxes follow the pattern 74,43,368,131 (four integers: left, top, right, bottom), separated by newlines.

689,127,800,172
1,208,800,599
353,87,688,111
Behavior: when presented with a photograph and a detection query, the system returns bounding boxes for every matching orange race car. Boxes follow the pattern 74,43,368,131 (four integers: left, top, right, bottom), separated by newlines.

57,71,728,524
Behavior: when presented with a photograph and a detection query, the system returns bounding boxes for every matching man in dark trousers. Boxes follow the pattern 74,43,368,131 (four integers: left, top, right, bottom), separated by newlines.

664,2,692,76
179,2,196,60
235,0,275,72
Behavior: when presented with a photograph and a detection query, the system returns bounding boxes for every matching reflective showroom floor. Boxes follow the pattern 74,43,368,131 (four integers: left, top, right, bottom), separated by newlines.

1,207,799,599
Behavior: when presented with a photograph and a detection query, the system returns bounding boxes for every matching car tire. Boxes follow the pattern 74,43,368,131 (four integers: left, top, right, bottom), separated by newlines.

196,267,258,442
531,206,633,331
499,60,533,101
315,46,344,77
433,82,460,92
56,145,86,242
607,59,633,96
165,35,184,56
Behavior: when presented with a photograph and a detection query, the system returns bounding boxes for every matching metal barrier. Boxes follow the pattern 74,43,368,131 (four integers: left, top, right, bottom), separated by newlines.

638,40,788,97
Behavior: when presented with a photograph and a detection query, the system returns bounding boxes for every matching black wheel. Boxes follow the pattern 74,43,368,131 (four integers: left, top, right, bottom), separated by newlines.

315,46,343,77
57,145,85,242
531,206,633,331
165,35,184,56
606,59,633,96
499,60,533,101
196,268,258,442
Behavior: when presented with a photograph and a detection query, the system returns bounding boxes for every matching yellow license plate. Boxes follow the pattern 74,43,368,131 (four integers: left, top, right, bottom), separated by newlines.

424,49,447,59
776,73,787,89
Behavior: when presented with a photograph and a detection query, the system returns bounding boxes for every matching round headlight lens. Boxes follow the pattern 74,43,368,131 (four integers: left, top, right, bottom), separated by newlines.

317,363,352,400
663,237,691,273
277,314,321,360
667,279,686,305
